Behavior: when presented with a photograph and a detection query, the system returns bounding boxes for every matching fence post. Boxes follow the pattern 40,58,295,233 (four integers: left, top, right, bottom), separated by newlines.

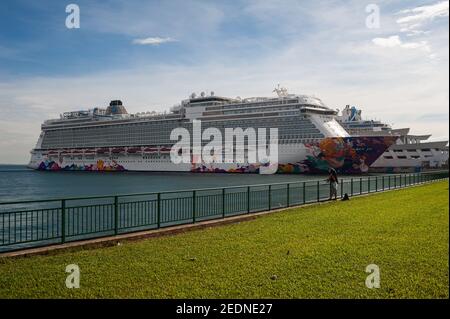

114,196,119,235
222,188,226,218
351,178,353,196
286,184,290,207
192,190,196,223
360,177,363,194
375,177,378,192
61,199,66,243
302,182,306,204
157,193,161,228
340,180,343,198
389,176,391,189
269,185,272,210
247,186,251,213
368,177,371,193
317,181,320,202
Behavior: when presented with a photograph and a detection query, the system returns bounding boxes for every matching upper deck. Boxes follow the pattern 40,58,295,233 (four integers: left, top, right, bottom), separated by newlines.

42,90,337,131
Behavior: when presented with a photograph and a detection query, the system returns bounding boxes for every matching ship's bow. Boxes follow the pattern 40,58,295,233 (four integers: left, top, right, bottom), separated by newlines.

282,135,398,174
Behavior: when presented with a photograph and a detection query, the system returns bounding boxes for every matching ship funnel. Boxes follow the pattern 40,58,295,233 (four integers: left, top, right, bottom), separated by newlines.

106,100,128,115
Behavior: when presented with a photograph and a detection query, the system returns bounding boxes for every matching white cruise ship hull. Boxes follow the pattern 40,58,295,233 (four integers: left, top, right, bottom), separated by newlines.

28,136,397,174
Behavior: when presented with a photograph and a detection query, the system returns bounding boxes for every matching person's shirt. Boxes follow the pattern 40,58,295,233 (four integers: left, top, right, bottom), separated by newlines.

329,172,338,183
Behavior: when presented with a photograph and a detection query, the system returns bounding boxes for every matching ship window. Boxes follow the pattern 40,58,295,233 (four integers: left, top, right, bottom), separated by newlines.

397,156,407,159
384,156,394,159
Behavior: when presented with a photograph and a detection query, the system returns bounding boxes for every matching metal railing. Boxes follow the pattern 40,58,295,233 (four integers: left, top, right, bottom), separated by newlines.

0,170,448,253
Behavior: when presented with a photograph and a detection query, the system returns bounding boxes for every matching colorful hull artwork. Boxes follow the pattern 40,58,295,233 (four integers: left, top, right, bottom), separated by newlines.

37,159,126,171
279,136,398,174
191,136,398,174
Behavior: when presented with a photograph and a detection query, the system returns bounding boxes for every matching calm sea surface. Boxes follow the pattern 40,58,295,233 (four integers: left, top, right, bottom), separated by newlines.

0,164,337,202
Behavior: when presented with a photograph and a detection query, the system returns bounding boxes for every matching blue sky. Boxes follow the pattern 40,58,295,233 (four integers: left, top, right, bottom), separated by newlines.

0,0,448,163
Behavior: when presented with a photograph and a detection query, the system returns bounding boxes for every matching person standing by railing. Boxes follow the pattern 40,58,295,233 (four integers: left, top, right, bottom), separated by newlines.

327,167,339,200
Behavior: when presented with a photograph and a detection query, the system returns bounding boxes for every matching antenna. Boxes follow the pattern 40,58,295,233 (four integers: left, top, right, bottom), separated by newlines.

272,84,288,97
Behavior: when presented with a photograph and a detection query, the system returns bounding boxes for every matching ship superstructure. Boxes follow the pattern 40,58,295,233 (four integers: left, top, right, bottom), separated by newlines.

337,105,449,172
337,105,392,136
29,88,396,174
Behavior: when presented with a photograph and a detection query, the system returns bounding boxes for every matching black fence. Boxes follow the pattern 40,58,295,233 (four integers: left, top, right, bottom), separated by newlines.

0,171,448,253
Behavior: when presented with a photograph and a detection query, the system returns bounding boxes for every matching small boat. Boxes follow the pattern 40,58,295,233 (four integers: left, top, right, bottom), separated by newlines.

96,148,110,154
160,147,171,154
143,147,158,153
111,147,125,154
127,147,142,154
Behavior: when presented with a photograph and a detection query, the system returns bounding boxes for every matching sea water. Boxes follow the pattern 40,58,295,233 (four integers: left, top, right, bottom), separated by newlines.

0,164,332,202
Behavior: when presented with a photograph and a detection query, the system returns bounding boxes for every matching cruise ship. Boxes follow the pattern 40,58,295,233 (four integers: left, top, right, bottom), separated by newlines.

337,105,449,172
28,88,397,174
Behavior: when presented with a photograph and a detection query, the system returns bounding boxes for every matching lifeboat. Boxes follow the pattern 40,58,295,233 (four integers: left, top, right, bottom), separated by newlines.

72,149,83,154
143,147,158,153
127,147,142,154
160,147,171,154
111,147,125,154
60,150,71,156
48,150,59,155
84,149,96,155
96,148,110,154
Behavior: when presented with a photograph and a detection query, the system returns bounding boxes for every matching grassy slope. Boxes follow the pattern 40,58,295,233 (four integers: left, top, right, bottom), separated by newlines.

0,181,448,299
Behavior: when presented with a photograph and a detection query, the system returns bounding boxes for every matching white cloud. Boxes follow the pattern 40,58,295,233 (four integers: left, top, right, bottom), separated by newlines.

397,1,449,30
372,35,431,52
404,29,431,37
132,37,176,45
372,35,402,48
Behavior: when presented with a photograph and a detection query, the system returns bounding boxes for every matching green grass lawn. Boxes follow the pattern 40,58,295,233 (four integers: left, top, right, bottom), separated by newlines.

0,181,448,298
